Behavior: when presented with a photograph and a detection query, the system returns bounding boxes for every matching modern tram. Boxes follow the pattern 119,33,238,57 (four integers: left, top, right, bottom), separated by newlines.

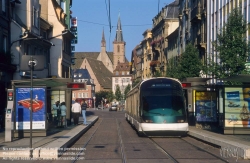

125,77,188,137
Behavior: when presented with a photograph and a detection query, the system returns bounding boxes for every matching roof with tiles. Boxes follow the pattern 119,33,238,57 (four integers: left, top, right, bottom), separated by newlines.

72,52,114,69
113,62,130,72
86,57,113,89
165,0,179,19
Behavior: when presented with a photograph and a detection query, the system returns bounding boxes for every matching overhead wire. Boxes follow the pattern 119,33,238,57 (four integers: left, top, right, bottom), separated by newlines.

14,8,152,28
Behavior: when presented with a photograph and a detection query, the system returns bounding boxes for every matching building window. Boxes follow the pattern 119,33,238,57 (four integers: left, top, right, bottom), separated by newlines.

2,0,5,13
78,93,82,98
92,86,95,91
116,71,119,75
115,78,118,83
2,36,7,53
122,71,125,75
33,6,39,28
73,93,76,98
126,78,130,82
127,71,130,75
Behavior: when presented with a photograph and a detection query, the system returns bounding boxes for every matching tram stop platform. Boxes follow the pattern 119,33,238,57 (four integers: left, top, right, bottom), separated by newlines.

188,126,250,159
0,115,249,160
0,115,98,159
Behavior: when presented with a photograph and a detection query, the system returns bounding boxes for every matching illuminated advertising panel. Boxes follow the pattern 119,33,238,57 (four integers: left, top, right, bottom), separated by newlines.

225,87,250,127
195,91,217,122
15,87,46,130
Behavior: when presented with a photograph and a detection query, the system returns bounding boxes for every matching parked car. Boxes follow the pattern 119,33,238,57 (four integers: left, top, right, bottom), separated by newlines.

109,104,118,111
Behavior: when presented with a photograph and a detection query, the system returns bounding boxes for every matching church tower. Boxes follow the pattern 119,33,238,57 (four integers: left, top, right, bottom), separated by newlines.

113,14,126,69
101,28,106,53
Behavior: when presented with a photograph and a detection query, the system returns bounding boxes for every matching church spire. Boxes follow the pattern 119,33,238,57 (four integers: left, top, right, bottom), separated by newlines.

114,13,123,42
101,27,106,47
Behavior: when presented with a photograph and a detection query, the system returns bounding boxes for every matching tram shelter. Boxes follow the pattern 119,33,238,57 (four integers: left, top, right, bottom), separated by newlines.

10,78,81,137
183,75,250,135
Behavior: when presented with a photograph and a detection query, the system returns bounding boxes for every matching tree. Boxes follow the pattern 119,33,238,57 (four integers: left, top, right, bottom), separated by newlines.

166,57,179,78
115,85,122,101
132,79,140,88
95,90,111,105
207,7,249,82
124,84,131,99
175,43,204,81
106,91,115,103
153,70,162,77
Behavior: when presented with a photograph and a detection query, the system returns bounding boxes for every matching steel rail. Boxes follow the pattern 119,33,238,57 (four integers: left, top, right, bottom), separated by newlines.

71,119,103,163
116,118,127,163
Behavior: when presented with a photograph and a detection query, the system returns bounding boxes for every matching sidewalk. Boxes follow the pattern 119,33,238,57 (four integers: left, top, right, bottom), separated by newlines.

0,114,98,159
188,126,250,159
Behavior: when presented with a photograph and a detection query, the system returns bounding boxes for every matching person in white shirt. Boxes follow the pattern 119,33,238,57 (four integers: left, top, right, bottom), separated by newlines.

71,100,81,125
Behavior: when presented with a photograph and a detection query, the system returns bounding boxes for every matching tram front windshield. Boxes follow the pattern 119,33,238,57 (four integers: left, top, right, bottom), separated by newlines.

140,80,185,116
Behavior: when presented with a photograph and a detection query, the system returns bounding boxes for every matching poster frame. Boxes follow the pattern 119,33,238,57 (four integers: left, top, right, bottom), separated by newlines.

14,86,47,131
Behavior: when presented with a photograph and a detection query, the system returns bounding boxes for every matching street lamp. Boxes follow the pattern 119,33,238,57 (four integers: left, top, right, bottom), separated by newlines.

93,96,96,110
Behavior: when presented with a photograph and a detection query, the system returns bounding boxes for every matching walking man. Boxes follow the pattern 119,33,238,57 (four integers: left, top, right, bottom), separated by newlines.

81,100,88,125
71,100,81,125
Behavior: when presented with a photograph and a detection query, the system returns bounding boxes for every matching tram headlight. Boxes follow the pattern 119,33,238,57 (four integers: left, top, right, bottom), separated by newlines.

145,120,153,123
177,120,184,123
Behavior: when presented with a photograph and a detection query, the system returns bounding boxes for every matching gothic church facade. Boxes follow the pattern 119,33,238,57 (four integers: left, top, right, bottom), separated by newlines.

72,15,129,92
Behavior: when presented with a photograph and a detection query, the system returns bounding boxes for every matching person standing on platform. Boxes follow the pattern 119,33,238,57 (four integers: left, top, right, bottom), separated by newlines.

71,100,81,125
60,102,67,127
81,100,88,125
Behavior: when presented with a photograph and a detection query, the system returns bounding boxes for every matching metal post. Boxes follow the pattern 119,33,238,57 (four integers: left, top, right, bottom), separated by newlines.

30,56,33,158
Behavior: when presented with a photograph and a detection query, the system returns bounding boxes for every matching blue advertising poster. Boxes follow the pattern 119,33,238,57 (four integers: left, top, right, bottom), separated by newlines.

15,87,46,130
195,91,217,122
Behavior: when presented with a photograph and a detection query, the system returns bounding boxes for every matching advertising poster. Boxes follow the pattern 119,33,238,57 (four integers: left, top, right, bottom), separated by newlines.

15,87,46,130
225,87,250,127
195,91,217,122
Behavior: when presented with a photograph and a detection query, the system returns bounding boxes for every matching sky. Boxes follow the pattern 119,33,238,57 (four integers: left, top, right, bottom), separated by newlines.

71,0,174,60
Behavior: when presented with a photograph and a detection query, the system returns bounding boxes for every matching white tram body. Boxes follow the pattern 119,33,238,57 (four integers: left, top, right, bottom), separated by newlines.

125,77,188,136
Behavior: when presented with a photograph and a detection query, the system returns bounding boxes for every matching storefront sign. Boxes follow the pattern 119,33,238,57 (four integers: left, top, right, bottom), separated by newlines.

15,87,46,130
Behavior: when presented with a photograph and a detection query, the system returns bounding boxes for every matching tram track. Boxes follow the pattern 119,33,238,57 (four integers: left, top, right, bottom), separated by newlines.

149,136,230,163
116,118,127,163
71,119,103,163
149,137,179,163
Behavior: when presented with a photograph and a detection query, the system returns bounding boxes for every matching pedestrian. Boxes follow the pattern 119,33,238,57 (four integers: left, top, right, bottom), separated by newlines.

71,100,81,125
60,102,67,127
81,100,88,125
52,101,60,127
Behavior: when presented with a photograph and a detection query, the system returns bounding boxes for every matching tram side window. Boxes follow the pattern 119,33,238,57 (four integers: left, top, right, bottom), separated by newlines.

172,96,185,115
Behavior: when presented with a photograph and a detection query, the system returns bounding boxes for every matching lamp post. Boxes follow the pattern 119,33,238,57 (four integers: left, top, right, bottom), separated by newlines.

93,96,96,110
29,56,34,158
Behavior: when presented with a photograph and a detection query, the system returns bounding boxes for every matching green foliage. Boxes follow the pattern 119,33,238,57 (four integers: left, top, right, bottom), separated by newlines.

132,79,140,88
153,70,162,77
95,90,113,105
115,85,122,101
207,7,249,84
168,43,203,81
166,57,179,78
124,84,131,99
106,91,115,103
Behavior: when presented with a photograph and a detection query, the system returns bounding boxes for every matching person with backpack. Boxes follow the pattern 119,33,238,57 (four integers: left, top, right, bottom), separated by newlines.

81,100,88,125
